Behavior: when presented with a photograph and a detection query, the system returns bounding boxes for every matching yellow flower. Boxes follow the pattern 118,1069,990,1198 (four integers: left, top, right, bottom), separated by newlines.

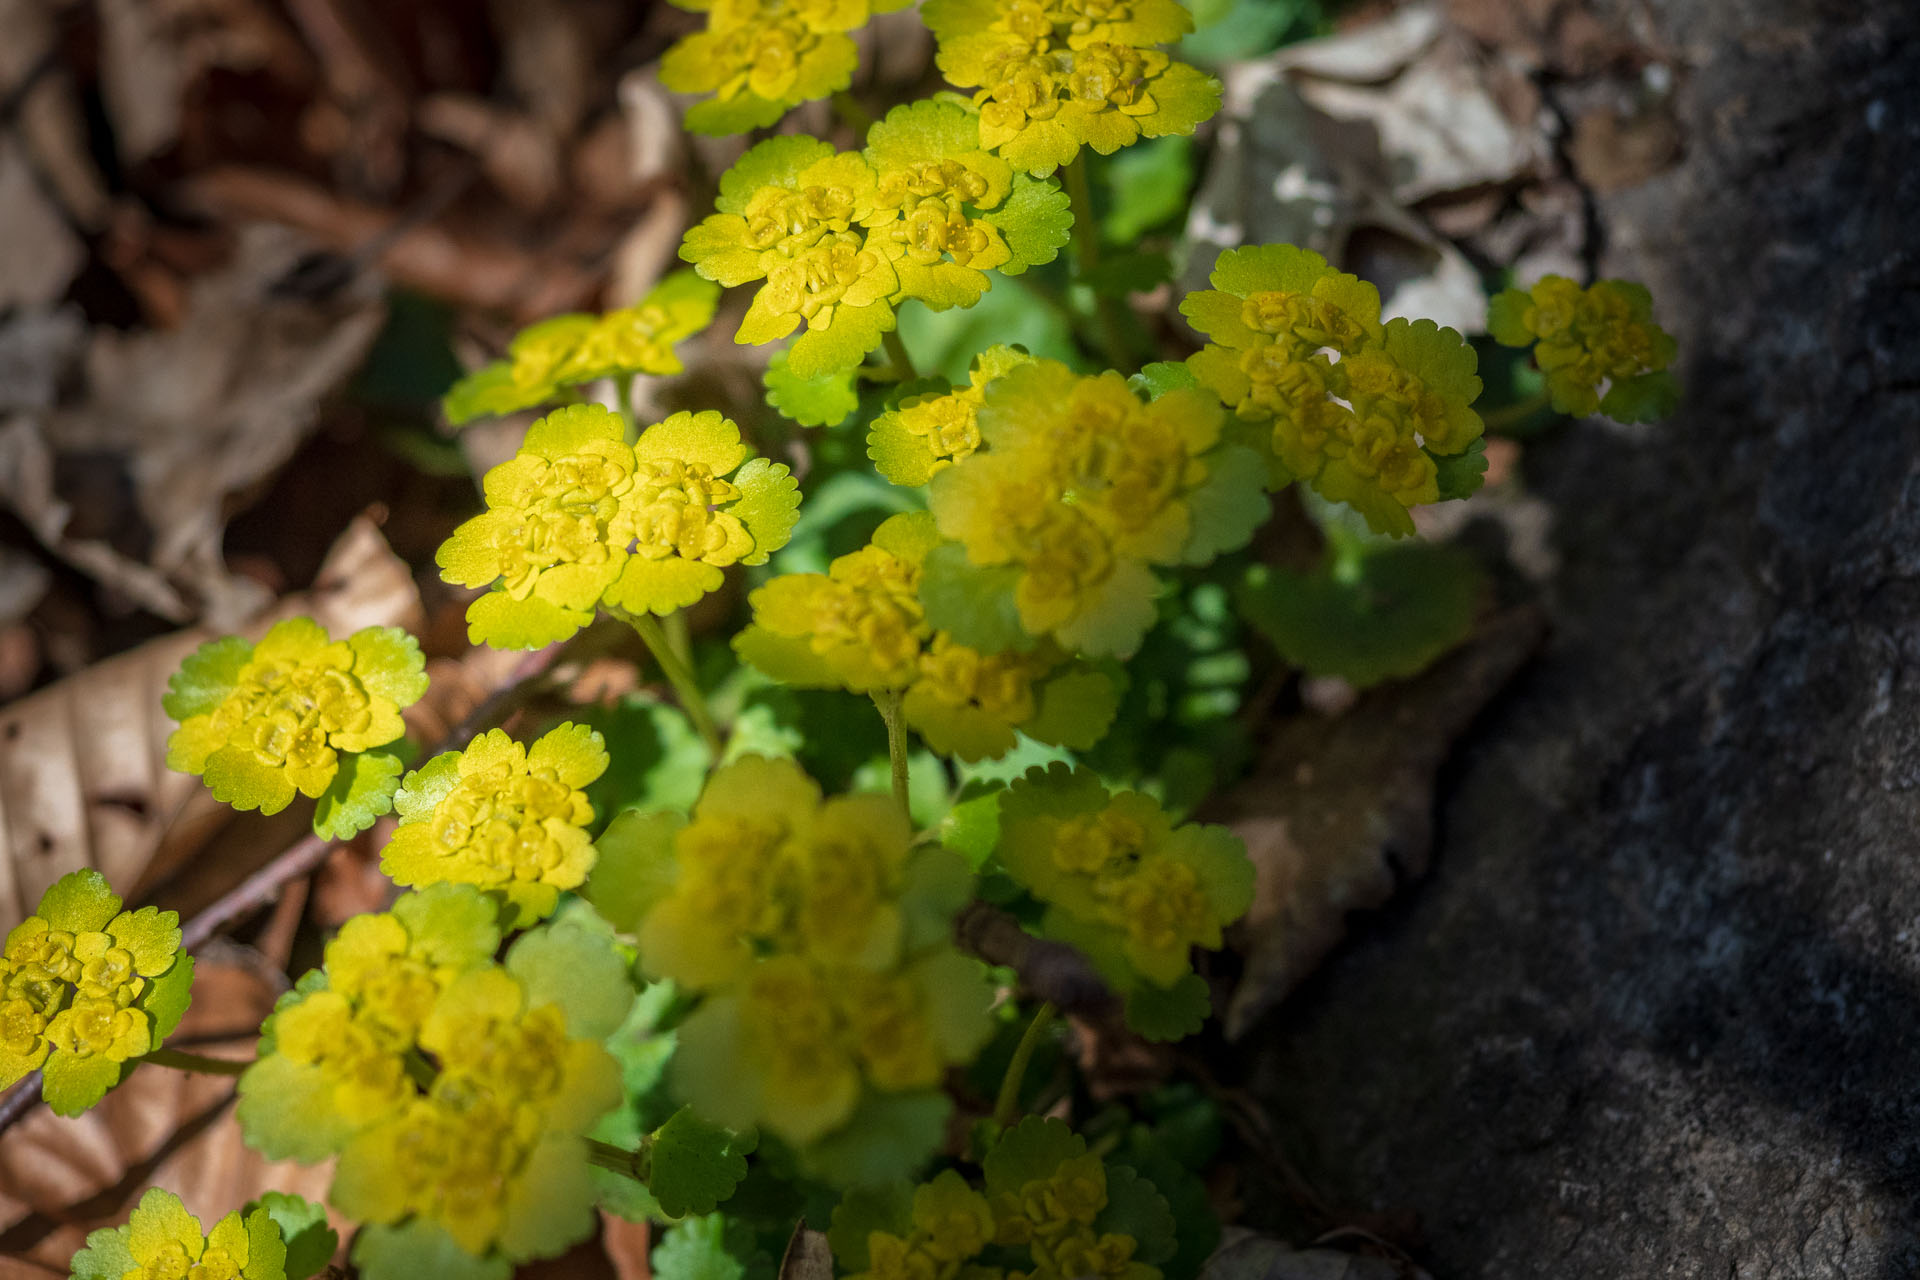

165,618,426,818
660,0,909,135
604,410,801,617
868,346,1033,486
1488,274,1680,421
383,723,608,928
1182,244,1484,536
0,872,190,1117
924,0,1218,175
437,405,798,645
928,360,1266,657
587,756,995,1153
683,106,1070,378
237,884,501,1161
996,765,1252,990
70,1187,287,1280
331,965,620,1262
442,272,721,426
735,512,1116,761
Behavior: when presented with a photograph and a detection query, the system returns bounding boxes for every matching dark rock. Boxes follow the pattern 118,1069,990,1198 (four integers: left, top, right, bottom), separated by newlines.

1245,3,1920,1276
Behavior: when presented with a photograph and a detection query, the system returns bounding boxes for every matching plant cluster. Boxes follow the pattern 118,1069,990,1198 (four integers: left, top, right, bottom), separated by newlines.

52,4,1677,1279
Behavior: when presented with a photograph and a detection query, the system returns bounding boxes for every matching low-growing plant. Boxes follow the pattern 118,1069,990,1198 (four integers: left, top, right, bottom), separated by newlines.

22,3,1676,1277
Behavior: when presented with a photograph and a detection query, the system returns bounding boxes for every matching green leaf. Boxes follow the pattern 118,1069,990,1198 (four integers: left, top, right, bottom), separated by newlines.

443,362,536,427
42,1046,123,1116
1180,0,1319,61
252,1192,337,1280
788,303,896,380
348,626,430,708
896,275,1077,383
1485,287,1534,347
585,808,687,934
1080,251,1174,297
827,1185,914,1271
393,750,462,824
311,749,403,840
1129,361,1200,400
800,1091,951,1189
163,634,250,721
1023,670,1120,752
1181,445,1271,565
352,1221,512,1280
917,542,1033,653
1100,136,1195,242
33,869,119,933
1093,1165,1177,1266
984,174,1073,276
686,91,791,138
143,953,195,1043
1599,369,1680,423
1432,437,1489,501
507,914,635,1041
717,140,837,214
731,458,803,566
939,780,1005,869
650,1106,756,1218
982,1115,1085,1196
1237,544,1485,688
1123,973,1211,1043
765,350,860,427
652,1215,746,1280
69,1222,137,1279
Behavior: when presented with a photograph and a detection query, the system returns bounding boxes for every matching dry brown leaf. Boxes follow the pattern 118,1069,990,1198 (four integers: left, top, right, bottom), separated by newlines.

0,139,84,309
602,1213,652,1280
0,225,386,626
1217,607,1545,1038
0,960,337,1272
0,1255,62,1278
0,516,422,935
779,1223,833,1280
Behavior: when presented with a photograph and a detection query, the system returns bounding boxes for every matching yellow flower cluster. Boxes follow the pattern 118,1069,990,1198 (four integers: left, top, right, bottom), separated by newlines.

660,0,910,135
436,404,799,647
239,889,626,1270
1488,274,1680,420
443,272,721,426
736,513,1115,761
681,102,1068,378
0,871,190,1116
70,1188,287,1280
383,723,608,928
923,0,1219,175
587,755,993,1148
1183,244,1485,536
868,346,1032,486
996,765,1252,995
165,618,426,820
928,359,1267,657
842,1121,1171,1280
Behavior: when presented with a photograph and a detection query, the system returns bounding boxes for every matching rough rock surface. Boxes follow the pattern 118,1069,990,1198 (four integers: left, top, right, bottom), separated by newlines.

1246,3,1920,1276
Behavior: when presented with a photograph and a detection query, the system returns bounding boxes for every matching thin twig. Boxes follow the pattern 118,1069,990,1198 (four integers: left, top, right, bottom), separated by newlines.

955,901,1117,1017
0,643,564,1136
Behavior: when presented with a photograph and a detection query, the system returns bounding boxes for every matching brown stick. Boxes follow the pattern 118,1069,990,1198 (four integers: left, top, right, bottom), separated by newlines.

0,643,565,1135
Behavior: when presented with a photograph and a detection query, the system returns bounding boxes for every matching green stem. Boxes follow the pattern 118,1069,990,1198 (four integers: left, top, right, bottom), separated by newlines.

881,329,919,383
584,1137,653,1183
614,373,639,443
1064,156,1100,276
663,609,693,666
873,690,911,816
1063,156,1130,370
628,611,725,756
1480,389,1551,432
142,1047,250,1077
992,1002,1058,1129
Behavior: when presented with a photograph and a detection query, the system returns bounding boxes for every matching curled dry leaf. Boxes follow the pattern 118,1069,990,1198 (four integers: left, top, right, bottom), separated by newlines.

0,958,336,1273
0,516,423,936
1216,607,1545,1039
779,1223,834,1280
0,225,386,626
